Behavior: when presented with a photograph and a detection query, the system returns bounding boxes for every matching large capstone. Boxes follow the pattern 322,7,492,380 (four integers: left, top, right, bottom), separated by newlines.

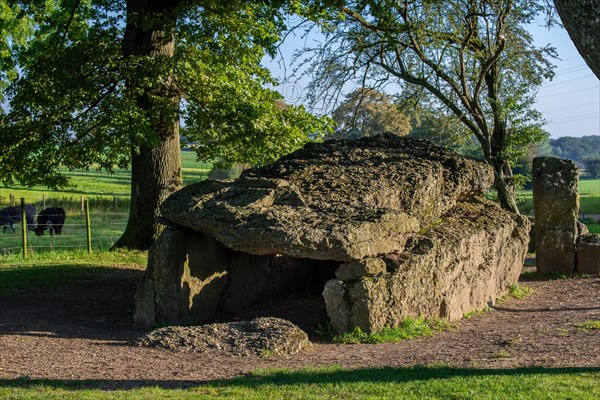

160,135,495,262
532,157,580,273
135,134,530,333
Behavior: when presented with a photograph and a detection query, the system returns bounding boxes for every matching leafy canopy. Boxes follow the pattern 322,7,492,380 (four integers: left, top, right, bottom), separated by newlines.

300,0,556,211
0,0,333,188
330,88,410,140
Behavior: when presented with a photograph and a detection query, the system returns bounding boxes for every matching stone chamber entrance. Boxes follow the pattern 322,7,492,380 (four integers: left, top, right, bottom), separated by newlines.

134,227,341,336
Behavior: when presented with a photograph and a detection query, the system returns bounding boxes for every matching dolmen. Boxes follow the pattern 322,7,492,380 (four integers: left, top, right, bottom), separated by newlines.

135,134,530,333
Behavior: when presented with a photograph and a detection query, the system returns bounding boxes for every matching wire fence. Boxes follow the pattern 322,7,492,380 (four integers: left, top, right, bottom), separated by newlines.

0,198,129,263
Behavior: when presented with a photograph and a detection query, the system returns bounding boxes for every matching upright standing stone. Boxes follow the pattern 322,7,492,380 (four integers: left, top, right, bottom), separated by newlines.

532,157,579,273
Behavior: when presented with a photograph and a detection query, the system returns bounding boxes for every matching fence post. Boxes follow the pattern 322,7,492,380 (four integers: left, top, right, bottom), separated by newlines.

85,199,92,254
42,195,46,210
81,195,85,215
21,198,27,259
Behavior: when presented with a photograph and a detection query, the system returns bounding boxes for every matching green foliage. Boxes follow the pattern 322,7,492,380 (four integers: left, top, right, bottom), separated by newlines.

583,159,600,179
1,366,600,399
318,318,451,344
330,88,410,139
551,136,600,164
303,0,556,211
464,307,492,319
576,321,600,331
507,284,534,300
0,1,331,188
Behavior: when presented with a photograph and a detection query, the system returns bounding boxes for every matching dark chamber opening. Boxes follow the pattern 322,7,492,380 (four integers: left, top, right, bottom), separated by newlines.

216,256,339,338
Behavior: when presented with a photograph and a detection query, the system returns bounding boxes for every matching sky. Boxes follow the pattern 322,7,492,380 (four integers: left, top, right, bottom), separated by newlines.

263,16,600,140
529,23,599,139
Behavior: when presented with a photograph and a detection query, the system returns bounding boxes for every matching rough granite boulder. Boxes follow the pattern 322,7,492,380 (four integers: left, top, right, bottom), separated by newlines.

134,317,310,356
323,197,530,333
160,135,495,262
135,134,529,334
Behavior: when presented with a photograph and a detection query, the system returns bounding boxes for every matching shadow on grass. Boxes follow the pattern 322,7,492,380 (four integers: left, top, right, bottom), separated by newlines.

0,263,143,297
0,263,143,340
519,270,599,282
0,366,599,391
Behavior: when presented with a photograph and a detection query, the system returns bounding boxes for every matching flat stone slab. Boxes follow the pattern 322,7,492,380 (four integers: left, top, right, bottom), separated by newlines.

134,317,310,356
160,135,494,262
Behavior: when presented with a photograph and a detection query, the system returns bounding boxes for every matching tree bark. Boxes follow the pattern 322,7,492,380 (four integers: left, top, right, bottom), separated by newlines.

492,161,519,213
554,0,600,79
114,0,183,250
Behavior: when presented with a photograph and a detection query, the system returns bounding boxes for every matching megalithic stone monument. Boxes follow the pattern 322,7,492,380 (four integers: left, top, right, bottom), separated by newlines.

532,157,579,273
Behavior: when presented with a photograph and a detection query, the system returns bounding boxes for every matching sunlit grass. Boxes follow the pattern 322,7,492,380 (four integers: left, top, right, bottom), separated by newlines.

317,318,452,344
0,151,212,206
576,320,600,331
0,366,599,399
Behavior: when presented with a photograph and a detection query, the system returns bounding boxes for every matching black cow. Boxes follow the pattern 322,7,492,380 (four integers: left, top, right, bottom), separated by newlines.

34,207,66,236
0,204,36,233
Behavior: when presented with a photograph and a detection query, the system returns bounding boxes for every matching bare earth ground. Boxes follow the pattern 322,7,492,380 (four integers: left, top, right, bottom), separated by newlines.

0,267,599,390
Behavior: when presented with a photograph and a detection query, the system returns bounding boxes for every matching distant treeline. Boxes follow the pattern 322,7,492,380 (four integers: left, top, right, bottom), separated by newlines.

550,136,600,178
550,136,600,164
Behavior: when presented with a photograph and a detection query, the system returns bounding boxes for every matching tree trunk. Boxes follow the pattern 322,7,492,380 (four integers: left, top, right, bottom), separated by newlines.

113,1,182,250
554,0,600,79
492,161,519,214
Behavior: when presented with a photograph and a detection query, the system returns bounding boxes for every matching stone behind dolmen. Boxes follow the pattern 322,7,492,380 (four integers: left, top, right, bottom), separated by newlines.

135,134,531,333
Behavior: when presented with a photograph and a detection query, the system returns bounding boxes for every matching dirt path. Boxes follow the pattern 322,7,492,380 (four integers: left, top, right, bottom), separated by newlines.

1,268,599,390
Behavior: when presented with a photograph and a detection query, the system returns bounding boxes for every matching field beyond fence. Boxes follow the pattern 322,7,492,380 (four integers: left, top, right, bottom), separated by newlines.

0,152,213,262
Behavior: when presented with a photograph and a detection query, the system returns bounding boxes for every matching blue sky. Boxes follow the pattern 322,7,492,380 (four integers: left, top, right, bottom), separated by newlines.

529,23,599,139
263,18,599,140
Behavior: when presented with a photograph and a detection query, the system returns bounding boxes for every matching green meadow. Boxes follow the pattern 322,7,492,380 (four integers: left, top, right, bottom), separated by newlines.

0,151,212,256
517,178,600,233
0,366,598,399
0,150,212,205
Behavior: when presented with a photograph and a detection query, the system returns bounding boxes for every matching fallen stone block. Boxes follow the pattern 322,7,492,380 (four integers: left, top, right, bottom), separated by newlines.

577,234,600,274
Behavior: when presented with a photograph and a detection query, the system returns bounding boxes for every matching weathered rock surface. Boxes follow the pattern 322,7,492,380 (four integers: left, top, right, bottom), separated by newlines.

136,135,529,335
134,317,310,356
160,135,495,262
134,227,335,329
323,197,530,333
533,157,579,273
576,234,600,274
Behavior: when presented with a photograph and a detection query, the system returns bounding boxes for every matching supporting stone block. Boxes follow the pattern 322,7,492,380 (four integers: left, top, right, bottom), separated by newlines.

532,157,579,273
577,235,600,274
323,198,530,333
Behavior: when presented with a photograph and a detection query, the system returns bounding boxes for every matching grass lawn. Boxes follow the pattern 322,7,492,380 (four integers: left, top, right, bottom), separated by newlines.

0,249,147,296
516,178,600,233
0,151,212,206
0,366,598,399
0,152,212,256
